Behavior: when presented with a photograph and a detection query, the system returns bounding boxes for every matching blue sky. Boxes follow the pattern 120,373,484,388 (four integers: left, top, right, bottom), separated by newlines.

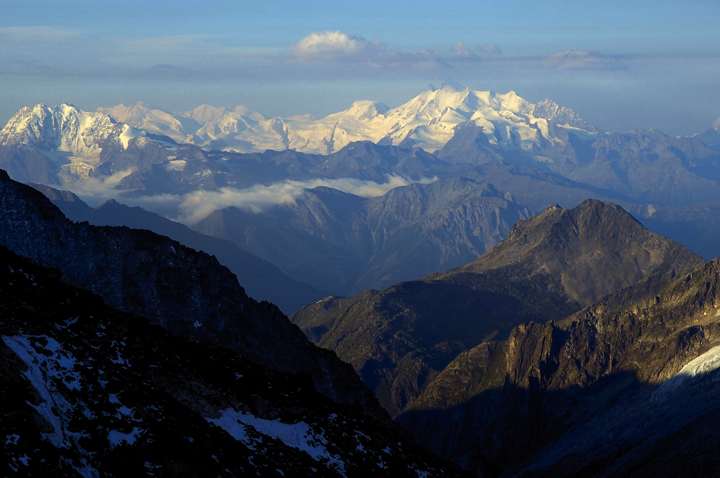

2,0,719,133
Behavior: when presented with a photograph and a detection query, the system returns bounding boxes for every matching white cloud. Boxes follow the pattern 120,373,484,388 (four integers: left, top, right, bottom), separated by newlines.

111,176,435,223
63,168,137,198
294,31,377,60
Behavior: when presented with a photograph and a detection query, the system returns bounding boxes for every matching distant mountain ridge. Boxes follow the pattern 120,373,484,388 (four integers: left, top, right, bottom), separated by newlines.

196,177,530,294
95,85,593,154
4,86,720,264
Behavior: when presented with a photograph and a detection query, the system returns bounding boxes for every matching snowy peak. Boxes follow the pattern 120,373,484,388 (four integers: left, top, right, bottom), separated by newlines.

280,86,593,154
183,104,228,124
187,105,289,153
99,102,187,142
376,86,592,152
336,100,389,120
532,98,594,130
0,103,141,155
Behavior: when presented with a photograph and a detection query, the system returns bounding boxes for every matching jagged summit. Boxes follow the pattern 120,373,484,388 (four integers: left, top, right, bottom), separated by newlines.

0,103,142,156
98,102,188,141
458,199,696,305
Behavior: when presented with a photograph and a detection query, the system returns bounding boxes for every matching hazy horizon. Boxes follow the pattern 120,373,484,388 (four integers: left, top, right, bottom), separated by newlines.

2,0,720,134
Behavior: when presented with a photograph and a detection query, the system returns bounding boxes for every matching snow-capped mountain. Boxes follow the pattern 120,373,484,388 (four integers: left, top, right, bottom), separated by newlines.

186,104,290,153
98,102,191,143
307,85,594,153
1,87,594,161
0,103,144,178
94,85,594,154
0,103,141,154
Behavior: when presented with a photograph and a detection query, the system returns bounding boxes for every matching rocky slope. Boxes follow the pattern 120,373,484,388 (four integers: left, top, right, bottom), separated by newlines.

400,259,720,476
31,183,323,314
453,199,699,305
0,170,377,413
196,177,530,294
0,245,455,477
293,200,702,415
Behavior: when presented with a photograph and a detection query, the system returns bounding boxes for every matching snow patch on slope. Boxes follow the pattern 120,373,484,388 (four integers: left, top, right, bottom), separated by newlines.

2,335,82,447
207,408,346,475
654,344,720,398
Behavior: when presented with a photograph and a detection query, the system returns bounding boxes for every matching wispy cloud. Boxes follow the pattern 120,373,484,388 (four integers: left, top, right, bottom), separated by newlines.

452,42,502,60
176,175,434,223
545,49,626,71
114,176,435,223
0,26,79,42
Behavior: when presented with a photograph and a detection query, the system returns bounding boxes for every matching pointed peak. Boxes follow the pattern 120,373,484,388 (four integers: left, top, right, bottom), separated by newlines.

342,100,388,119
231,105,254,115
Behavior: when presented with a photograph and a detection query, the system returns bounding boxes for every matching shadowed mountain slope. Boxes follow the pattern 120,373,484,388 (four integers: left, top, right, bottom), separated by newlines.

294,200,702,415
31,183,322,314
400,259,720,476
0,170,377,413
0,245,455,477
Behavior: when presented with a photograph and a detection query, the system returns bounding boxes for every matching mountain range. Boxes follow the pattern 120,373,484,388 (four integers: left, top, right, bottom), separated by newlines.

290,196,720,476
5,89,720,475
3,86,720,275
98,85,593,154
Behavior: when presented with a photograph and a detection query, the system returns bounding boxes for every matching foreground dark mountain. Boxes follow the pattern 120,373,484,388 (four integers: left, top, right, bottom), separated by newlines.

0,246,454,477
32,183,322,314
0,170,375,413
400,259,720,476
294,200,702,415
197,177,529,294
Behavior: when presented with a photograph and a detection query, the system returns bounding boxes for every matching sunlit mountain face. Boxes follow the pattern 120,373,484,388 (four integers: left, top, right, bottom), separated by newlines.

1,1,720,477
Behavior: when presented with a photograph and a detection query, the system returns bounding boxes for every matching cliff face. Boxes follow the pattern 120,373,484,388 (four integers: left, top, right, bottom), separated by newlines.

400,261,720,476
294,200,702,416
0,246,455,477
0,170,378,414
